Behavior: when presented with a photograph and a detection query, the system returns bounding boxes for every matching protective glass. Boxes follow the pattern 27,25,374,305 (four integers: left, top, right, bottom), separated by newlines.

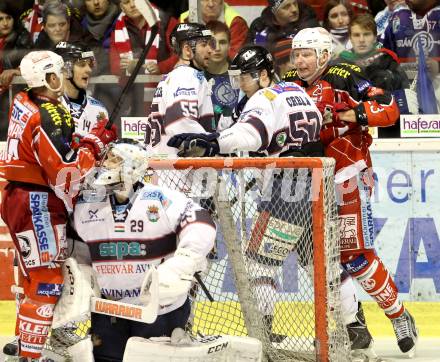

196,36,217,50
228,70,260,89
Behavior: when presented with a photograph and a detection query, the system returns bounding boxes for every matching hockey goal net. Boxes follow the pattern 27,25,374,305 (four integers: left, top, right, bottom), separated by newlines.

39,156,350,361
149,157,350,362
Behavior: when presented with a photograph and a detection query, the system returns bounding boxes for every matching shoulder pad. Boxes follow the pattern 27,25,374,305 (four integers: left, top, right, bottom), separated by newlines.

39,102,73,129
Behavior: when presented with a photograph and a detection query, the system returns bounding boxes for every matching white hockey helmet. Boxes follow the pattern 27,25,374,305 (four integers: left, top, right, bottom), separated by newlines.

291,27,333,81
292,27,333,59
94,139,150,199
20,51,64,90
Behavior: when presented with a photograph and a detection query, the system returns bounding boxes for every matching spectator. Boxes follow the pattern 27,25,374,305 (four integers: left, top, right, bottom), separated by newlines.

20,0,45,43
81,0,119,68
338,14,408,90
110,0,178,77
269,37,294,78
81,0,119,114
109,0,179,118
20,0,81,44
247,0,319,48
367,0,387,16
179,0,248,58
375,0,406,38
337,13,410,137
380,0,440,82
0,2,33,140
323,0,354,57
34,0,85,50
205,20,239,130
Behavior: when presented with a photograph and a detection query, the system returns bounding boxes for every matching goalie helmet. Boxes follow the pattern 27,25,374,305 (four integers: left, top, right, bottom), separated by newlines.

54,42,96,79
94,139,150,199
228,45,274,89
170,23,214,54
20,50,64,89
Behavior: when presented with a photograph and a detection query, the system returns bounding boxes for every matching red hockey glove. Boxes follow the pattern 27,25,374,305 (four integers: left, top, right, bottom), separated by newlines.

79,134,106,159
91,119,118,145
315,101,351,125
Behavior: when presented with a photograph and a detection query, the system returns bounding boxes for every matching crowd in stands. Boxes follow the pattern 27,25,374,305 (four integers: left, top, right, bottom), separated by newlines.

1,0,439,140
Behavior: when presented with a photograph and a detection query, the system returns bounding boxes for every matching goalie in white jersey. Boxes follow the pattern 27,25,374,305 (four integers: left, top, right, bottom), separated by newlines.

55,42,110,137
144,23,215,158
72,139,216,361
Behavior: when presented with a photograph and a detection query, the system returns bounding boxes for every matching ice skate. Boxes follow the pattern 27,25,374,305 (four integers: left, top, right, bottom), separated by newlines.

263,315,287,343
347,303,377,361
391,309,418,357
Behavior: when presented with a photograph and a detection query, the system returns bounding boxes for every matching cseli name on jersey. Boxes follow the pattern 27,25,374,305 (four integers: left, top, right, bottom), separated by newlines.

286,95,311,107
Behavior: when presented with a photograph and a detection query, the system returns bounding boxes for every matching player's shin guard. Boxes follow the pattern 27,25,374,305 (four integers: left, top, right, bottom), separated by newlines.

342,251,404,319
17,268,63,358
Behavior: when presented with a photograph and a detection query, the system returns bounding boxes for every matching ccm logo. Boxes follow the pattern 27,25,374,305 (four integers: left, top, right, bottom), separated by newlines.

36,304,54,318
207,342,228,354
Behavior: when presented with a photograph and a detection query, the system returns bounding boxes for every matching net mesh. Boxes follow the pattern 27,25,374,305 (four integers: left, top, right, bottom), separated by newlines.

40,157,350,362
153,157,350,362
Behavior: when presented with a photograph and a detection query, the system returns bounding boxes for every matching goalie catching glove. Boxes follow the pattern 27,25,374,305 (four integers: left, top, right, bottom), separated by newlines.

152,248,207,308
167,132,220,157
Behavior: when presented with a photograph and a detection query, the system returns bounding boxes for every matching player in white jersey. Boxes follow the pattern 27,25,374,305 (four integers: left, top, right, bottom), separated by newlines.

168,45,369,353
72,139,216,361
168,45,324,158
55,42,109,137
144,23,215,158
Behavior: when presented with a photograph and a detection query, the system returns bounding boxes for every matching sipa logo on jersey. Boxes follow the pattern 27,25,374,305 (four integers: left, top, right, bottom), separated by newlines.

99,241,147,260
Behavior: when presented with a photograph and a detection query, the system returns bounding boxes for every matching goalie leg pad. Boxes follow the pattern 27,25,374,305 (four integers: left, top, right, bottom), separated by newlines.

123,334,262,362
67,336,94,362
92,299,191,362
52,258,100,329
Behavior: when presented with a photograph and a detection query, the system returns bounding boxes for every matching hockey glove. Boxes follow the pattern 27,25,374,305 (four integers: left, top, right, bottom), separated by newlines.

316,101,350,125
79,120,118,159
156,248,207,307
91,119,118,145
167,132,220,157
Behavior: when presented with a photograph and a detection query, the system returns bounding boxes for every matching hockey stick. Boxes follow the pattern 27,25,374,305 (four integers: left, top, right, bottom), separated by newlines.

106,0,159,129
194,272,214,302
90,266,159,323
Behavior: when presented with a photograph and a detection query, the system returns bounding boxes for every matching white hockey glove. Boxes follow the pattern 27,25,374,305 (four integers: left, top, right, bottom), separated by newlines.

52,258,100,328
156,248,207,307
